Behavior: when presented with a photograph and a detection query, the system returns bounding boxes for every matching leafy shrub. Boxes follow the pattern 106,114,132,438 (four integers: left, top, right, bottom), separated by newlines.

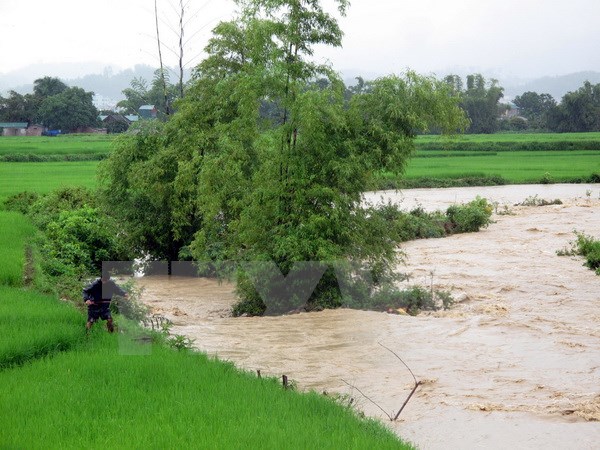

28,186,95,230
41,206,122,277
445,196,493,233
233,198,491,316
539,172,554,184
362,285,454,315
575,232,600,273
557,231,600,275
3,191,39,214
233,265,346,316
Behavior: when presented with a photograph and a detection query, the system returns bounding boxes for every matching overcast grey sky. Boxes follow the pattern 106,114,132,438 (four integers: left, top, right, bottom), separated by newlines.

1,0,599,80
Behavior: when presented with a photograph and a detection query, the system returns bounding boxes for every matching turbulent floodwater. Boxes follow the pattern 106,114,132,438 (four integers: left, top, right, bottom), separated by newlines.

135,184,600,450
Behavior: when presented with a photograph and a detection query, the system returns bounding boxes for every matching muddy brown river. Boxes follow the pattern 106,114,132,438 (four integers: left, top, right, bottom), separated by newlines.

135,184,600,449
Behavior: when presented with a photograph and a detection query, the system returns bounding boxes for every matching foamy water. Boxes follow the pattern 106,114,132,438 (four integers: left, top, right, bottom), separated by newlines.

136,184,600,449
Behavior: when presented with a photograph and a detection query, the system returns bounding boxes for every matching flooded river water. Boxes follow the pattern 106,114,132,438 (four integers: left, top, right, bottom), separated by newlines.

136,184,600,449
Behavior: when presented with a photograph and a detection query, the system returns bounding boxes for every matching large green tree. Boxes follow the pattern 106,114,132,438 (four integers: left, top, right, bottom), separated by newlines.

547,81,600,132
444,74,504,133
0,90,37,123
513,91,556,129
33,76,68,99
36,87,98,131
462,74,504,133
100,0,466,314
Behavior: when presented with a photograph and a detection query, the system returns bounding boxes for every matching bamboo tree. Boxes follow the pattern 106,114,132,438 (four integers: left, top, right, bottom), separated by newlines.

100,0,467,314
154,0,171,115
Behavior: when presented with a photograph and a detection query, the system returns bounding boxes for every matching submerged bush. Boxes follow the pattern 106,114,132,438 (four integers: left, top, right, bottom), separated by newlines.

575,232,600,274
557,231,600,275
232,198,491,316
446,196,493,233
353,285,454,316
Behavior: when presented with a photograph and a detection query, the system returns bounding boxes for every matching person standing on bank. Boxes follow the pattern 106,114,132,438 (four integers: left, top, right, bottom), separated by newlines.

83,270,128,332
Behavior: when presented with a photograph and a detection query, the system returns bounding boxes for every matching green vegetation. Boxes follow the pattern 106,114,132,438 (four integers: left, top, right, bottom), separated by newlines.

416,131,600,148
405,150,600,184
0,76,98,132
558,232,600,275
371,132,600,189
0,211,36,286
363,285,454,316
575,233,600,274
0,334,408,449
99,0,467,316
3,186,126,301
0,161,98,203
0,286,84,369
232,197,492,316
443,74,504,134
0,134,113,161
0,191,409,450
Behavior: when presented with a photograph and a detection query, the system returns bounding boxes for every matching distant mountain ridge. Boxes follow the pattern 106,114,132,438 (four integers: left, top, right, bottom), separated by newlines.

503,71,600,101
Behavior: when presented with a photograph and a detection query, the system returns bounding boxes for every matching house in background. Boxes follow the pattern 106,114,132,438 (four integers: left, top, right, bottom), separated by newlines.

0,122,28,136
0,122,45,136
138,105,158,119
26,124,45,136
501,102,523,119
98,113,139,133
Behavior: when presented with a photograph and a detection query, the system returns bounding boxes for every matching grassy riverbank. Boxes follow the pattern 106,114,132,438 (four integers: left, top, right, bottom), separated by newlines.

0,207,410,448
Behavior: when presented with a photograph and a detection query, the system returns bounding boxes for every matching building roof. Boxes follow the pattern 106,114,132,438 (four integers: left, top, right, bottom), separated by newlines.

139,105,156,110
125,115,139,122
0,122,28,128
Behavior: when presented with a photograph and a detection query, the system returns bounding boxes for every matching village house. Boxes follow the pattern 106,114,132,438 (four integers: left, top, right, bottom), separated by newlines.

138,105,158,119
0,122,45,136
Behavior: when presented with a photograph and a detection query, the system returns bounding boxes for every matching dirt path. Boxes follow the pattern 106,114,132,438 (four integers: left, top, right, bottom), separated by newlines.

136,184,600,449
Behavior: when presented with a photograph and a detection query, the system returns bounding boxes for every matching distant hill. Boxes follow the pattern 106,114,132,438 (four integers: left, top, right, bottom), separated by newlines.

503,71,600,101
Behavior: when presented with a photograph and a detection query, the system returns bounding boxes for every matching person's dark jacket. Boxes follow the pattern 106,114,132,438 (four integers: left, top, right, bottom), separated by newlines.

83,278,126,304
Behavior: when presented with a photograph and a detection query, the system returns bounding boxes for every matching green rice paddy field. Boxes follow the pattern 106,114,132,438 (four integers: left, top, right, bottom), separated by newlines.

0,161,99,203
406,149,600,183
1,133,599,204
417,131,600,144
0,134,113,156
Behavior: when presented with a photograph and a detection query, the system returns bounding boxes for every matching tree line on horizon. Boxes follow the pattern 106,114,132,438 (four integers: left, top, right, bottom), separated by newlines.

0,77,98,132
4,70,598,136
